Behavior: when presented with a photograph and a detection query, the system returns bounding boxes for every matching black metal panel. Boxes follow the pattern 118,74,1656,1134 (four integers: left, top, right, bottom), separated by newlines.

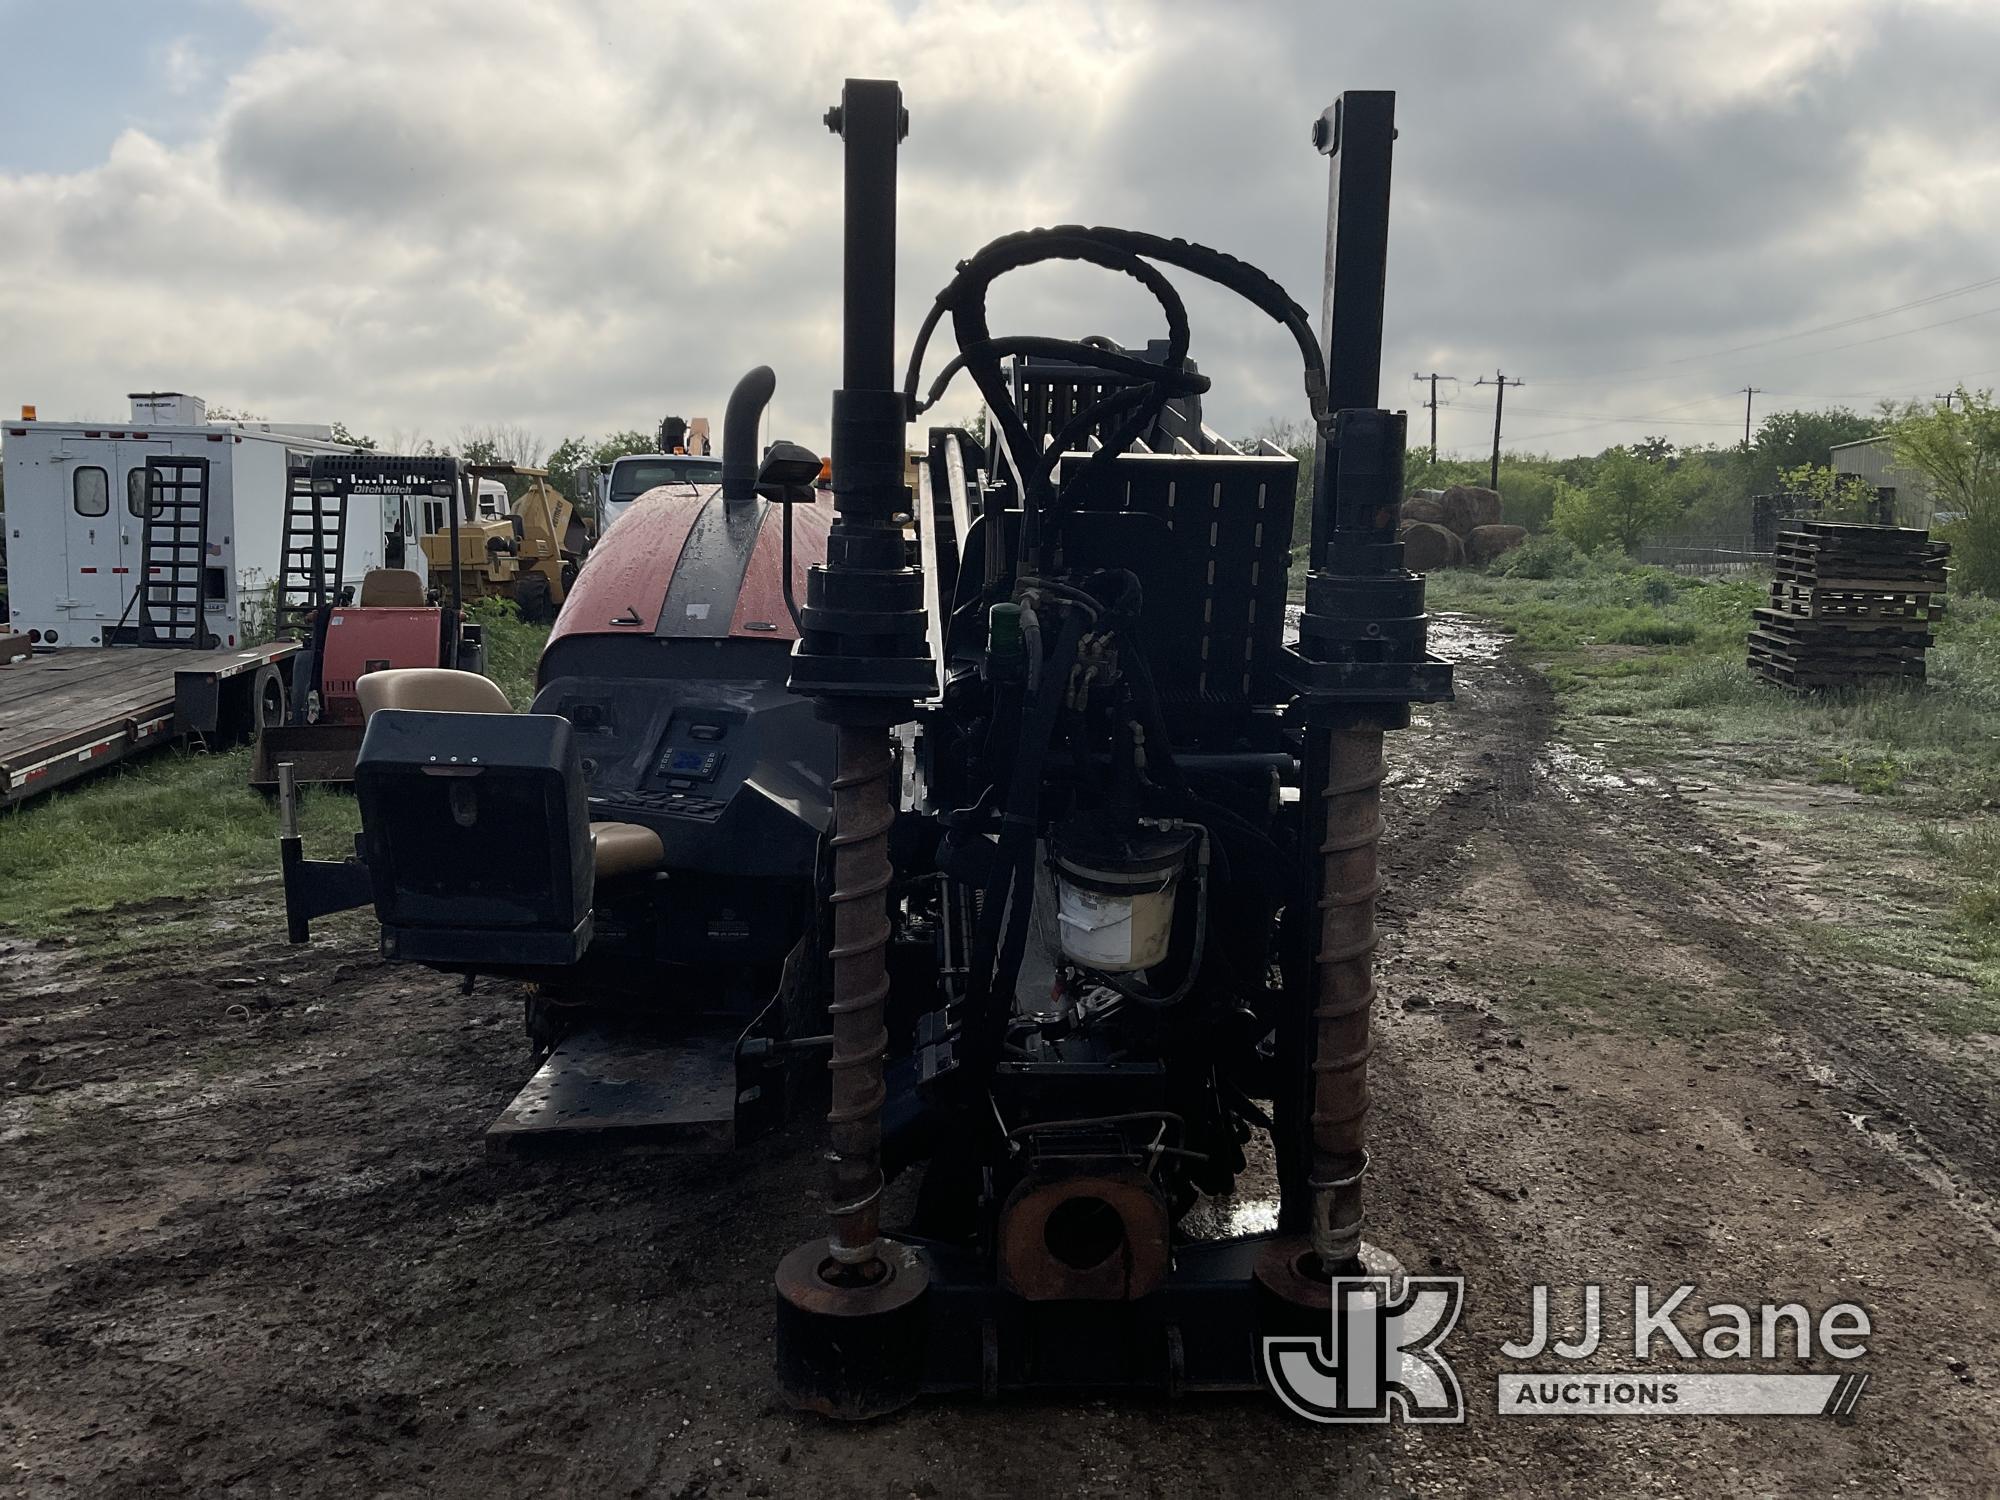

308,453,462,490
1023,444,1299,716
138,457,216,648
1010,341,1205,455
656,491,770,638
908,1234,1278,1396
280,840,375,944
279,463,348,623
486,1026,739,1155
355,709,593,936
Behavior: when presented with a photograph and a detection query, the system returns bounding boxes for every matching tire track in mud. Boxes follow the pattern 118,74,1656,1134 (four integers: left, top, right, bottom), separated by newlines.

1379,615,2000,1220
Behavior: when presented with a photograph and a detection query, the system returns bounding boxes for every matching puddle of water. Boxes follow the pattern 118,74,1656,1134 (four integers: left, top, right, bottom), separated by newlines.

0,941,79,1004
1179,1128,1280,1241
1534,742,1670,803
1428,613,1506,665
1282,606,1504,666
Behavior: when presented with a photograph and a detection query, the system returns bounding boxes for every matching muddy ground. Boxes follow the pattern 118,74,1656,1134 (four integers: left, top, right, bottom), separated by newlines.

3,619,1997,1498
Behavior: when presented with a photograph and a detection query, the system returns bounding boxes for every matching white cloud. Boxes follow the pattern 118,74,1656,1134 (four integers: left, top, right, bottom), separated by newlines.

158,36,212,97
1,0,1996,461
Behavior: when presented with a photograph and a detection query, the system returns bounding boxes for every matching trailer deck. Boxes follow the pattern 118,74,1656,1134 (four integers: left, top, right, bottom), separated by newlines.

0,642,298,808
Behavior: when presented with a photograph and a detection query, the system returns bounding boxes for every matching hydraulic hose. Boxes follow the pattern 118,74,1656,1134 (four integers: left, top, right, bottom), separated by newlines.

963,606,1090,1073
900,224,1331,531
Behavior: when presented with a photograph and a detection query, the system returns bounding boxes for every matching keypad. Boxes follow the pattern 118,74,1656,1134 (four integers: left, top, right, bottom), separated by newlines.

591,790,727,822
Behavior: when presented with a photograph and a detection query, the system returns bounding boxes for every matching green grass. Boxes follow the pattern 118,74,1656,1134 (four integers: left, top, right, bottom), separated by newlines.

1498,960,1762,1038
0,607,553,947
0,746,359,943
1427,561,2000,813
1429,551,2000,1003
468,598,548,708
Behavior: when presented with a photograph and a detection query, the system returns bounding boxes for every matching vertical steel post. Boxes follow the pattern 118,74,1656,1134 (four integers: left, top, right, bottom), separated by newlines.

800,77,930,1272
1280,92,1410,1273
1307,92,1395,559
777,77,933,1420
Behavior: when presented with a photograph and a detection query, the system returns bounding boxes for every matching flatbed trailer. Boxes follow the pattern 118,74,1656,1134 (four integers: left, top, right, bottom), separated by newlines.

0,642,298,808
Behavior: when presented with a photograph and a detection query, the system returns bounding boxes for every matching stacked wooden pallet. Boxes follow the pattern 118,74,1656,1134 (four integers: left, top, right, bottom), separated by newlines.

1747,521,1949,690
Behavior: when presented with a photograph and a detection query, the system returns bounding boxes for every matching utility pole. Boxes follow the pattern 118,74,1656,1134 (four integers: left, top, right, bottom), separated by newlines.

1474,369,1522,491
1936,391,1959,412
1741,386,1763,447
1411,371,1457,463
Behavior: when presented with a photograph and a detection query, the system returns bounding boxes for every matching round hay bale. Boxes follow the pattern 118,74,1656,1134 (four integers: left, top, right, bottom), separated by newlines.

1467,524,1529,566
1398,520,1465,572
1439,484,1503,537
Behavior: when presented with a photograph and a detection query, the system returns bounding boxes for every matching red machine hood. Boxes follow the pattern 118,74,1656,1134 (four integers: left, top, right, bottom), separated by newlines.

550,484,832,645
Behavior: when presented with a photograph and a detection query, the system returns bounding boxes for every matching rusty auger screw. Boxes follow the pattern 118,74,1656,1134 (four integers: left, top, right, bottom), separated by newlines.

774,718,929,1419
1310,727,1387,1271
823,725,898,1267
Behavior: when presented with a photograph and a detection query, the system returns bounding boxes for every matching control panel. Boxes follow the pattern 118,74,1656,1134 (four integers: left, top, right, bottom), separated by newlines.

656,745,724,785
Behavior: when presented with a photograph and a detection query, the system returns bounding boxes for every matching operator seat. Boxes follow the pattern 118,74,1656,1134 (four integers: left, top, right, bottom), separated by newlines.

357,568,428,607
356,667,663,879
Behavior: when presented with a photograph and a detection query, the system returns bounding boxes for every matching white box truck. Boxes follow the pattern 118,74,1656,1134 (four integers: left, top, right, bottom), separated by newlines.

1,392,381,649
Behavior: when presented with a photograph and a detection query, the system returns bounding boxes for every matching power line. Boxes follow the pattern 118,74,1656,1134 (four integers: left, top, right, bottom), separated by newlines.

1502,404,1742,427
1760,363,2000,403
1533,270,2000,386
1654,274,2000,366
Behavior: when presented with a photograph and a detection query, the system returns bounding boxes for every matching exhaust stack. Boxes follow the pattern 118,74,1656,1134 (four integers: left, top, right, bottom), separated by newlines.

721,366,778,504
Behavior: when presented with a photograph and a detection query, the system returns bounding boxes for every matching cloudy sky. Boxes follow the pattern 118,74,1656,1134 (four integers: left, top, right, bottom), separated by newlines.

3,0,1997,462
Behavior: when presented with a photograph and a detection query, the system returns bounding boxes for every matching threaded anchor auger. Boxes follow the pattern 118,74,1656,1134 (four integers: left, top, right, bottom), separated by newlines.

823,726,899,1266
1310,727,1386,1269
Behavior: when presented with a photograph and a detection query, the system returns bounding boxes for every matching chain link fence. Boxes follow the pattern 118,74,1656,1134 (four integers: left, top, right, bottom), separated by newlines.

1632,535,1769,573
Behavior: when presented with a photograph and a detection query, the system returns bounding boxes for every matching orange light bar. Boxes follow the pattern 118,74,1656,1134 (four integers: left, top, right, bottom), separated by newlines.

20,404,36,421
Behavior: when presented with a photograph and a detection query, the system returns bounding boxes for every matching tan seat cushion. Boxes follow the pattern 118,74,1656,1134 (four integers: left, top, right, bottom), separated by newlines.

591,821,664,880
358,568,427,607
358,667,513,719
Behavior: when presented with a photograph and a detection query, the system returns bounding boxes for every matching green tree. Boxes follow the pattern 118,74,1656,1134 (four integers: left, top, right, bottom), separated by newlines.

1777,461,1879,522
1551,446,1681,553
1748,407,1877,491
543,435,591,503
592,430,654,466
1661,444,1753,534
330,421,376,450
1891,388,2000,591
542,430,658,526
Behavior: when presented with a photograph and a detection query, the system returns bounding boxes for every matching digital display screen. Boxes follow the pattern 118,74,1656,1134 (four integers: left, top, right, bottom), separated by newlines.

666,749,711,774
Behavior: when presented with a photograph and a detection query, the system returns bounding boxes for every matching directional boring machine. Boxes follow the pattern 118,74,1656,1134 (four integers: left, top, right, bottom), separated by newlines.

279,77,1450,1414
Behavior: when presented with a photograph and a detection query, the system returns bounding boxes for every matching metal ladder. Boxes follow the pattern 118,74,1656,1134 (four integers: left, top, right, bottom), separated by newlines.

278,464,348,625
138,457,216,648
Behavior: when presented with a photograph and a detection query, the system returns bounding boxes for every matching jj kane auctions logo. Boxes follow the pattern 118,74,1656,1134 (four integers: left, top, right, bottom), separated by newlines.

1265,1281,1871,1423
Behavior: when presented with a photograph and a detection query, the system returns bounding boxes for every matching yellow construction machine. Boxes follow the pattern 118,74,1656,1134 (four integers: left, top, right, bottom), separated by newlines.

417,464,590,622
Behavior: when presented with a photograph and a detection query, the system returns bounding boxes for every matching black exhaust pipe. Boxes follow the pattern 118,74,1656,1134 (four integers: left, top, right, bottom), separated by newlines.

722,365,777,504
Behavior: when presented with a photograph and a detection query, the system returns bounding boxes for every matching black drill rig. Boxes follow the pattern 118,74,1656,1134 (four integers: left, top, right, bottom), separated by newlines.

774,78,1449,1413
278,75,1449,1414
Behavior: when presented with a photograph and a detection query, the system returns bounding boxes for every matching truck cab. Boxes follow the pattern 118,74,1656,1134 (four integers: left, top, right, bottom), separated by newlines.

599,453,723,528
